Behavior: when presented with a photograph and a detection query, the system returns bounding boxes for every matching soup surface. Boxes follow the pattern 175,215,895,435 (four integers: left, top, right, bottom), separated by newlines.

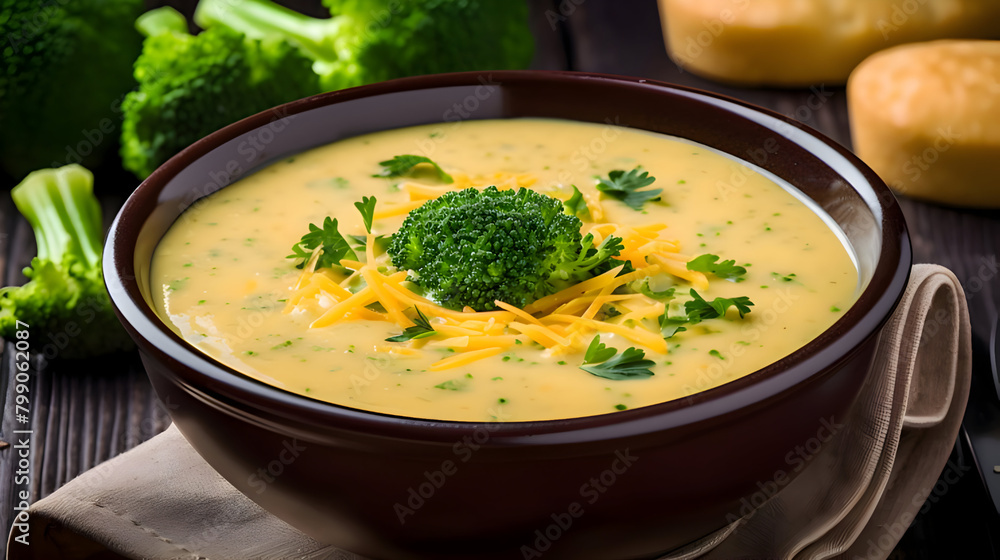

152,118,858,422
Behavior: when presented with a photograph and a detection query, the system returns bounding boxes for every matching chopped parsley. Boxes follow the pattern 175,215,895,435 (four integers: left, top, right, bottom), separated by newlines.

580,335,655,380
434,380,463,391
686,254,747,281
288,217,358,270
348,233,390,252
563,185,588,217
595,167,662,210
354,196,377,233
686,290,754,323
373,155,453,183
658,313,688,339
636,279,675,300
656,289,755,339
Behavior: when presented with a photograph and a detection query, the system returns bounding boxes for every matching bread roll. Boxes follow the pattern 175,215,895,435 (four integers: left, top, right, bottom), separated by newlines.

849,40,1000,208
659,0,1000,86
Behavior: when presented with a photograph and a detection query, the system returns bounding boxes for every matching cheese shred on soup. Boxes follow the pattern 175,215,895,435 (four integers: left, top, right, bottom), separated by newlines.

151,118,859,422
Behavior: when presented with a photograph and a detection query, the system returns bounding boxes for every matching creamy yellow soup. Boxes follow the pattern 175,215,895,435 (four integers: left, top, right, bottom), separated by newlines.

151,119,858,422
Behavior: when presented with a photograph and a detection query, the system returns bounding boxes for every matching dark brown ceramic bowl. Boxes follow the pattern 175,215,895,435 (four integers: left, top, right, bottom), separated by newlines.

105,71,910,560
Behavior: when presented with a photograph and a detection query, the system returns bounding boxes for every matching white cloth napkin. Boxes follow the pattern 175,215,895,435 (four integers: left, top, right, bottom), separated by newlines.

6,264,971,560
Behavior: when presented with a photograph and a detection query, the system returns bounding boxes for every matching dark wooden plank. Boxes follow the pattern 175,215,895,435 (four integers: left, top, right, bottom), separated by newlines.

897,200,999,338
0,189,37,549
31,355,172,501
0,191,172,554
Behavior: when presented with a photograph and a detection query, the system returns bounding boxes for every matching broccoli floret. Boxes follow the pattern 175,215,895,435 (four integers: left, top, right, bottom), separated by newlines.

387,187,625,311
0,0,144,180
194,0,535,91
119,7,322,178
0,165,133,359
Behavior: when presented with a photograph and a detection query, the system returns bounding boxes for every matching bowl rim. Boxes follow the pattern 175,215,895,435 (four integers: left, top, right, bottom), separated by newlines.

105,70,911,445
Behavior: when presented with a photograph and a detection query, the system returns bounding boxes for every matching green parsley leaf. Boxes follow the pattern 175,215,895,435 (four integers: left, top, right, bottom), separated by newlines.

354,196,377,234
287,217,358,270
434,380,463,391
583,335,616,364
637,279,675,300
348,233,390,253
601,305,621,319
385,306,437,342
686,254,747,281
658,313,688,339
771,271,799,284
596,167,662,211
684,289,754,324
373,155,453,183
563,185,588,217
581,346,656,380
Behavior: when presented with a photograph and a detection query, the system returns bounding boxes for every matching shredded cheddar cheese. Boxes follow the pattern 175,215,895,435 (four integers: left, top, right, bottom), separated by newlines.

285,187,725,371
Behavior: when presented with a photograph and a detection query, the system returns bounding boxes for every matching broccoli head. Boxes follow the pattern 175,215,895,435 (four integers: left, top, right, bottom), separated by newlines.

387,187,625,311
194,0,535,91
120,7,322,178
0,0,144,180
0,165,133,359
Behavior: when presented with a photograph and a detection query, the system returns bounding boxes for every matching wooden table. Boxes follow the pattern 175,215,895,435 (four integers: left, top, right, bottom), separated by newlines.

1,1,998,557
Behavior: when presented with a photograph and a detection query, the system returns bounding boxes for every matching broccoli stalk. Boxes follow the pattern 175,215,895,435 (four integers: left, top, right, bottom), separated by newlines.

194,0,535,91
0,165,133,359
120,6,322,178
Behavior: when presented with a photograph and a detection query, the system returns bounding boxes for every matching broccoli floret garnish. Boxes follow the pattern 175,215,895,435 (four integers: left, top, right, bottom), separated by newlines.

194,0,535,92
120,7,322,178
0,0,144,179
387,187,626,311
0,165,133,359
